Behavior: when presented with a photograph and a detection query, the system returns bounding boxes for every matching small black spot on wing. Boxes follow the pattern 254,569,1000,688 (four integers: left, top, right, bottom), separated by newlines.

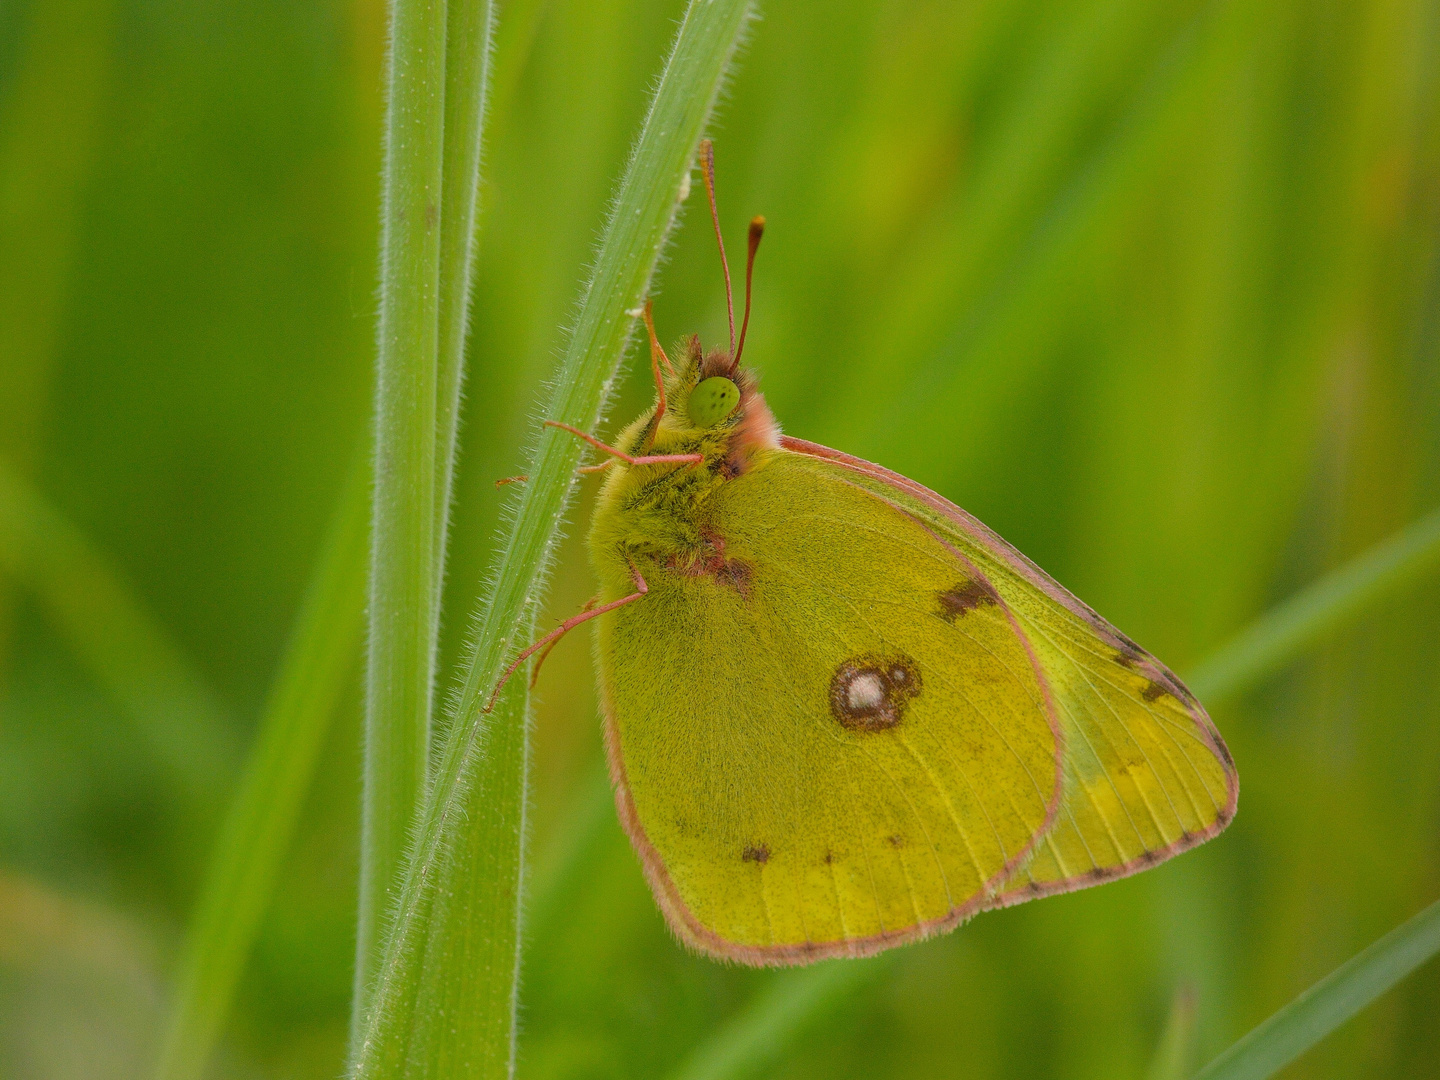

1111,629,1147,661
742,843,770,864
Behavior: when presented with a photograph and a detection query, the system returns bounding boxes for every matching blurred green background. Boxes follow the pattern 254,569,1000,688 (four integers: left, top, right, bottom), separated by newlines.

3,0,1439,1077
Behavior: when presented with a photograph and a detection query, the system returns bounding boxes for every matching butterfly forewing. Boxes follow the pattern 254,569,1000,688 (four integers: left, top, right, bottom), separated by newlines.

596,452,1063,964
781,438,1239,908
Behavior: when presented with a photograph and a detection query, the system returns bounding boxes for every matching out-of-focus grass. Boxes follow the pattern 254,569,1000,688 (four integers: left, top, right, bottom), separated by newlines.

1197,898,1440,1080
2,0,1439,1078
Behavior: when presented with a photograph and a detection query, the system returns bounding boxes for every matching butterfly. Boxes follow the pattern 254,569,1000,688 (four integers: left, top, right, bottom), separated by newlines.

492,140,1237,966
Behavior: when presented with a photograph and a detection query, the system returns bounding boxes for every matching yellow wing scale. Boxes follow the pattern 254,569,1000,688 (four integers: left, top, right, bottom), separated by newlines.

597,452,1062,963
785,439,1238,912
592,439,1237,965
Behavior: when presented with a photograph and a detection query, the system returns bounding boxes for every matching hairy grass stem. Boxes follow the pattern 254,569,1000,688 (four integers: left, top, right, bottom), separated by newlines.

356,0,449,1036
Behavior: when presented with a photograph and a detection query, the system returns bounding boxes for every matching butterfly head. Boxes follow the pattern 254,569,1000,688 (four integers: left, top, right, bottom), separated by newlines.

617,142,780,475
640,328,778,457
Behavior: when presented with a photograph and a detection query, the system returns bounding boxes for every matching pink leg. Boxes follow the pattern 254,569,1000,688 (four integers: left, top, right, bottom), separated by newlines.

528,594,599,686
485,565,649,713
545,421,701,469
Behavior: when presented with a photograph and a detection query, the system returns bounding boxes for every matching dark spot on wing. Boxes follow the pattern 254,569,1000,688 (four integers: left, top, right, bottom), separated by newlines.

830,655,922,732
716,558,752,596
1142,680,1167,703
1138,849,1159,866
936,578,998,622
887,834,906,849
662,528,752,599
742,843,770,864
822,850,835,865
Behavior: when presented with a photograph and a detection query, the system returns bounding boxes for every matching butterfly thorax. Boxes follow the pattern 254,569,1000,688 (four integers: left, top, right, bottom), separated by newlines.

588,337,779,588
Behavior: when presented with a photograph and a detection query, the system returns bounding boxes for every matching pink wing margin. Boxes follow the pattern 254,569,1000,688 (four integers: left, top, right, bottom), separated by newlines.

780,437,1239,907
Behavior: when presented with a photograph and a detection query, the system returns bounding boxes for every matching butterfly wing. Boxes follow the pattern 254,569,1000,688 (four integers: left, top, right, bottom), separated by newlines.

780,438,1239,910
594,451,1064,965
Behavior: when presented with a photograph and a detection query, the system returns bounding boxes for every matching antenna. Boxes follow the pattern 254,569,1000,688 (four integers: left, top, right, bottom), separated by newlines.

733,217,764,370
698,139,735,355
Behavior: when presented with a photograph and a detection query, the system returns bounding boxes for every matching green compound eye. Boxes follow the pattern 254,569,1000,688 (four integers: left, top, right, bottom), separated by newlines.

688,376,741,428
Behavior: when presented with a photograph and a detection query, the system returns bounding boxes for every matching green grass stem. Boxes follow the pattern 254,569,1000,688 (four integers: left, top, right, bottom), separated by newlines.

348,3,753,1075
435,0,498,598
356,0,449,1036
152,457,370,1080
1193,898,1440,1080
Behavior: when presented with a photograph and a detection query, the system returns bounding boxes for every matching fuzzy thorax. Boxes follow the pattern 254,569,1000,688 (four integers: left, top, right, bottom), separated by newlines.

588,337,780,578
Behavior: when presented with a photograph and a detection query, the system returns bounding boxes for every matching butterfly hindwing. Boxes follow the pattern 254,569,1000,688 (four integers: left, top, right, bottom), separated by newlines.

780,438,1239,908
596,451,1063,964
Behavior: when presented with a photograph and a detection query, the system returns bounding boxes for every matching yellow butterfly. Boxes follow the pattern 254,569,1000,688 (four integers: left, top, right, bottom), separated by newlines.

498,141,1237,966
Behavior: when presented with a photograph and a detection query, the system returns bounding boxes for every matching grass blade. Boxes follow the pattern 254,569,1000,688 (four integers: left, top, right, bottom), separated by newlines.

666,958,891,1080
152,457,369,1080
0,459,233,797
1194,898,1440,1080
1148,986,1199,1080
349,3,753,1075
645,505,1440,1080
356,0,448,1033
0,0,117,668
435,0,499,599
1187,505,1440,703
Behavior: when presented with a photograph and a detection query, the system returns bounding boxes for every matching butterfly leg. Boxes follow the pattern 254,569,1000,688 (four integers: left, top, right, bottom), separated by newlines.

484,564,649,713
527,594,600,687
496,460,612,485
544,421,701,469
